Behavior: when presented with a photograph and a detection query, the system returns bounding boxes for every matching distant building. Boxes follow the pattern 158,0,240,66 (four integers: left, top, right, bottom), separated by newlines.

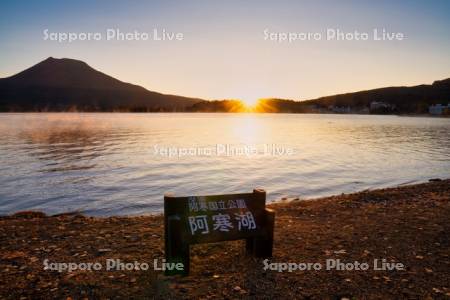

429,104,450,115
329,105,351,113
369,101,395,114
370,101,395,110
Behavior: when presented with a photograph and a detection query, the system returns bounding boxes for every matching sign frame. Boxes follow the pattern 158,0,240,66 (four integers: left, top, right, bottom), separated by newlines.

164,189,275,276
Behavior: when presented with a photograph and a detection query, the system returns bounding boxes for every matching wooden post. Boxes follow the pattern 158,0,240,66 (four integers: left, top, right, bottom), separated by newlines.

164,194,190,276
254,208,275,257
245,189,274,257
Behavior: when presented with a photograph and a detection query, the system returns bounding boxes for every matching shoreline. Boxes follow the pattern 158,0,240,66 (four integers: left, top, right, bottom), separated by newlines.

1,178,444,218
1,111,448,117
1,179,449,298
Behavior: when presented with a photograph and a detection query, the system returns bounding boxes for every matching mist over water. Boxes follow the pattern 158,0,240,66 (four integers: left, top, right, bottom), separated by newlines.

0,113,449,216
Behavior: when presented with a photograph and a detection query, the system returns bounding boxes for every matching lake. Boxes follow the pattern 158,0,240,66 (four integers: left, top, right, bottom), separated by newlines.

0,113,449,216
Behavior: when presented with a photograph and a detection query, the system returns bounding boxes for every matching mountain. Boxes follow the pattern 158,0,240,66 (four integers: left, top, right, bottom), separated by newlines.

299,78,450,113
0,57,204,111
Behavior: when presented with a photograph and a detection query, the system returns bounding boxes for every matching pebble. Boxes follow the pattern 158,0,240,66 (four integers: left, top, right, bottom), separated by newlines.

97,248,112,253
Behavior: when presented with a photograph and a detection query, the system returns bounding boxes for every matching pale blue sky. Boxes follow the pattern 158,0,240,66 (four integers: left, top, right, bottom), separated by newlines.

1,0,449,101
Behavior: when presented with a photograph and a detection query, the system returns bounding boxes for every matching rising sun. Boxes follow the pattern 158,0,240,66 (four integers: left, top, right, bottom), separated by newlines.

241,98,260,107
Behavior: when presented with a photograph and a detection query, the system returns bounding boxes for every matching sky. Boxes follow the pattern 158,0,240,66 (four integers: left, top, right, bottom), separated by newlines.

0,0,449,101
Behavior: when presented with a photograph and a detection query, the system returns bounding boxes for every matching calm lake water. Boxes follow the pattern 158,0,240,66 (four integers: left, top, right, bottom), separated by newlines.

0,113,449,216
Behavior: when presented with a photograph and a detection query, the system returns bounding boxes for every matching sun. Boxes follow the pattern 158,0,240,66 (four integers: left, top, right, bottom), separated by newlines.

241,98,259,107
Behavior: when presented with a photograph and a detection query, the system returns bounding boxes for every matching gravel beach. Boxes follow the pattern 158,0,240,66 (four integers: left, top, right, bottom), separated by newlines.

1,179,449,299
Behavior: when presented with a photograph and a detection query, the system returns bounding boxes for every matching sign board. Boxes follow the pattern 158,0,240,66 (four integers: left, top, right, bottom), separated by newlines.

164,189,275,276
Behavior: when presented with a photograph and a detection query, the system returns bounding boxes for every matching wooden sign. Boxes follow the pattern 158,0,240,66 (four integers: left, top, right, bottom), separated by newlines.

164,189,275,276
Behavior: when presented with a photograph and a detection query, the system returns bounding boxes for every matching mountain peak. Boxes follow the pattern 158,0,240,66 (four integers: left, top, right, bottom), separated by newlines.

4,57,122,90
38,56,90,69
44,56,80,62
